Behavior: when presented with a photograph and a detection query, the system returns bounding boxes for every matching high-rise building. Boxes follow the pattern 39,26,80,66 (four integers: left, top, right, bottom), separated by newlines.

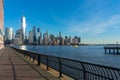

40,32,42,44
64,36,68,45
15,29,23,44
21,16,26,43
32,26,36,44
58,32,62,45
36,28,40,44
59,31,61,38
28,31,33,44
0,0,4,49
49,34,54,45
12,38,20,45
43,31,48,45
5,28,13,44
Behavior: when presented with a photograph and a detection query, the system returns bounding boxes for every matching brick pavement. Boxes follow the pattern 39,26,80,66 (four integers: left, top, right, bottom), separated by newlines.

0,47,60,80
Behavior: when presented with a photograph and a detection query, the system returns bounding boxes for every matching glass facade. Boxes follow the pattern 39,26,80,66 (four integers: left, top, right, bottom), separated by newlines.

5,28,13,41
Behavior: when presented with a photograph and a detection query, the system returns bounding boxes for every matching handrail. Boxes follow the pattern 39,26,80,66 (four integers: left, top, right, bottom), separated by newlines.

11,46,120,80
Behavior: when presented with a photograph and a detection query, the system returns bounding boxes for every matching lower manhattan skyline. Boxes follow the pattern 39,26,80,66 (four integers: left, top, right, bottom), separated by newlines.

4,0,120,44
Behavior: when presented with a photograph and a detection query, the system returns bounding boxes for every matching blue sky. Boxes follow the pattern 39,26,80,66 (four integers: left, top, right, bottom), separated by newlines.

4,0,120,44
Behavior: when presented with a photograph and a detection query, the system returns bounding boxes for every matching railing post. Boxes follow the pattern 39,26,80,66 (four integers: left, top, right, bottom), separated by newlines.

33,53,34,62
109,49,111,54
113,49,115,54
117,48,119,54
58,58,62,78
46,56,49,70
81,62,86,80
37,54,41,66
24,52,26,57
29,53,31,60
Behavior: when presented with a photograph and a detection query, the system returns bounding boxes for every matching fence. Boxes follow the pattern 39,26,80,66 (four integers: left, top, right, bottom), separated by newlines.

11,47,120,80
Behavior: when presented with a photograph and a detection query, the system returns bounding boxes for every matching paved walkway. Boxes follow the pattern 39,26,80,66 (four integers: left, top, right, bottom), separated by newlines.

0,47,60,80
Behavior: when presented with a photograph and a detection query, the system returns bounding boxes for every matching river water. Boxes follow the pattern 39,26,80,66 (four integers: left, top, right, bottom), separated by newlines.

14,45,120,68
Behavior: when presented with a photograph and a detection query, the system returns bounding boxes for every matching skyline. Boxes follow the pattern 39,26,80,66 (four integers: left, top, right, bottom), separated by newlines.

4,0,120,44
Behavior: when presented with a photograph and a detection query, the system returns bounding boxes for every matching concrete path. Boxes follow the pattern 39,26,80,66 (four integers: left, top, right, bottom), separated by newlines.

0,47,60,80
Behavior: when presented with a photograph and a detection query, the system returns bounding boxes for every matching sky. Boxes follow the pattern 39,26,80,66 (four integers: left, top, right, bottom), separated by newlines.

4,0,120,44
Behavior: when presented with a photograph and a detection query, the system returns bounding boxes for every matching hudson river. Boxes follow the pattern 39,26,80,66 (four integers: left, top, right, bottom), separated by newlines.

14,45,120,68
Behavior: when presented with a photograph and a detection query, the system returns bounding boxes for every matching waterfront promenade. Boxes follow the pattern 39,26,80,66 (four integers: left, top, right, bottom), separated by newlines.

0,47,60,80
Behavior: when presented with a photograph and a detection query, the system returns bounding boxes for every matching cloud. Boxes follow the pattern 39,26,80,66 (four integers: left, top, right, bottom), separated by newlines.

68,15,120,35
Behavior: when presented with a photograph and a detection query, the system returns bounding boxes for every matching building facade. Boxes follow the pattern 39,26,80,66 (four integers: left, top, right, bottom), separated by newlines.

32,26,36,44
0,0,4,49
28,31,33,44
21,16,26,43
5,28,13,44
36,28,40,44
15,29,23,44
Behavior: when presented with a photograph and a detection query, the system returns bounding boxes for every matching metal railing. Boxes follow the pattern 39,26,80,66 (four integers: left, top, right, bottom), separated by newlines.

11,47,120,80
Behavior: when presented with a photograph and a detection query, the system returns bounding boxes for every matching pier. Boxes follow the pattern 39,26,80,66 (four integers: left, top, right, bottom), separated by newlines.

104,46,120,54
0,47,60,80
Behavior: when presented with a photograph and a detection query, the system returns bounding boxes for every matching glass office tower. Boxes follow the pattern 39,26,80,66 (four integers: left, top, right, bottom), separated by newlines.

21,16,26,43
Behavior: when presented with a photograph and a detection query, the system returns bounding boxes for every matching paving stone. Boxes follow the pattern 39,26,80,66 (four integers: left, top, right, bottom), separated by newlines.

0,47,60,80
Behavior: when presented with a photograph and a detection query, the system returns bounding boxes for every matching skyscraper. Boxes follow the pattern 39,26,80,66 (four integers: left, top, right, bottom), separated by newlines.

59,31,61,38
43,31,48,45
21,16,26,43
5,28,13,44
0,0,4,49
32,26,36,44
28,31,33,44
36,28,40,44
15,29,23,44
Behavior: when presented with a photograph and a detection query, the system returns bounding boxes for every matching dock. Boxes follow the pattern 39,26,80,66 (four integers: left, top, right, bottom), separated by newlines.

0,47,60,80
104,46,120,54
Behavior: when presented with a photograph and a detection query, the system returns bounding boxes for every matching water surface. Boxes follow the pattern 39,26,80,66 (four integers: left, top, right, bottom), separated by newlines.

14,45,120,68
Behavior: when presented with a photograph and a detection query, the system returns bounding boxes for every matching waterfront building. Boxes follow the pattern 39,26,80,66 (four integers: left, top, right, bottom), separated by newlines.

58,32,62,45
43,32,48,45
78,37,81,44
12,38,20,45
15,29,22,44
58,37,62,45
49,34,54,45
36,28,40,44
28,31,33,44
21,16,26,43
68,36,72,44
72,36,81,45
24,26,81,45
32,26,36,44
39,32,43,45
12,31,14,39
59,31,61,38
43,30,49,45
0,0,4,49
5,28,13,44
64,36,68,45
62,39,64,45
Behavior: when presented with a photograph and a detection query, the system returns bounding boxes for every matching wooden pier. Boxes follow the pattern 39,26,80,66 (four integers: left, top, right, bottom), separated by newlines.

104,46,120,54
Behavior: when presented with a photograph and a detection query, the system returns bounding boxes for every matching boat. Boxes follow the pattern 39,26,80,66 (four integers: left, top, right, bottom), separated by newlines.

73,45,79,48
